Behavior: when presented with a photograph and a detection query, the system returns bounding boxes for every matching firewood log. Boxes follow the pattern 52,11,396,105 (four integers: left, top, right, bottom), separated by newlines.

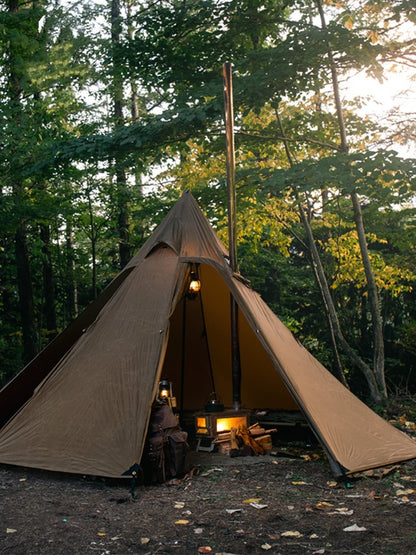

230,427,239,450
237,426,265,455
254,434,273,451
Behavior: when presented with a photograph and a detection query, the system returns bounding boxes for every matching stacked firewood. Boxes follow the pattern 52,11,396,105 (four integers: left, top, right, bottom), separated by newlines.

213,423,276,457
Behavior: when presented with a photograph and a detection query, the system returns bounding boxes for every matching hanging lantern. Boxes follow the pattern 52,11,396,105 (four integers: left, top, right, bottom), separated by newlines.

188,264,201,299
188,272,201,295
157,379,172,401
156,379,177,409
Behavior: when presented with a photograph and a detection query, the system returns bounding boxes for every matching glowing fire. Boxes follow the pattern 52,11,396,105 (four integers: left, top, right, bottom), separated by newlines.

196,417,207,428
216,416,247,433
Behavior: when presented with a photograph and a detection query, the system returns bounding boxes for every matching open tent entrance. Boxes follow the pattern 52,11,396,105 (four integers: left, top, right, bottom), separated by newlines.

161,263,301,425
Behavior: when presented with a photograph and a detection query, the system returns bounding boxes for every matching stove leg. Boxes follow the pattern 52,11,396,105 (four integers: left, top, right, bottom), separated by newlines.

196,438,216,452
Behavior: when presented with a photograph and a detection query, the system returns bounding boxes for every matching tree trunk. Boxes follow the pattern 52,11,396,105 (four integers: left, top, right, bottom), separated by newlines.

39,223,58,340
65,218,78,320
316,0,387,401
275,109,348,388
15,224,37,362
351,192,386,395
111,0,131,268
297,203,349,388
297,200,382,401
8,0,37,363
87,192,98,299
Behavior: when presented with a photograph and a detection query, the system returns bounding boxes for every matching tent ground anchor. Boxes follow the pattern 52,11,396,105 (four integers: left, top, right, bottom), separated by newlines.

130,475,137,500
123,463,142,499
341,468,352,489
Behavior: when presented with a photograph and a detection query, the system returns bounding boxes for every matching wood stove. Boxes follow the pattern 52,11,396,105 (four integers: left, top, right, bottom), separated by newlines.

195,409,250,451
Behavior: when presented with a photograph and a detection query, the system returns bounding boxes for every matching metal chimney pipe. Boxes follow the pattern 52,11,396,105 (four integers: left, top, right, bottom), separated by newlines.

223,62,241,410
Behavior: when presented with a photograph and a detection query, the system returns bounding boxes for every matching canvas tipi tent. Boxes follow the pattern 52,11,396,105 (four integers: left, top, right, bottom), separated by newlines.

0,191,415,478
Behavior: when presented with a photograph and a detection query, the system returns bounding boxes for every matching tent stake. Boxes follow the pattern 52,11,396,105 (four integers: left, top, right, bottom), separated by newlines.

223,62,241,410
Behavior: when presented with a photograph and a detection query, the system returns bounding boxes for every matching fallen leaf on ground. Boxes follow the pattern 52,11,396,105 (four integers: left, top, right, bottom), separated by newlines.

6,529,17,534
140,538,150,545
343,524,367,532
197,547,212,553
367,491,382,500
226,508,242,514
200,468,223,477
174,502,185,509
315,502,334,510
328,509,354,516
243,498,262,503
261,543,272,550
292,481,308,485
396,489,415,496
327,481,337,488
281,530,303,538
353,466,399,479
194,528,204,534
174,520,189,525
250,502,268,509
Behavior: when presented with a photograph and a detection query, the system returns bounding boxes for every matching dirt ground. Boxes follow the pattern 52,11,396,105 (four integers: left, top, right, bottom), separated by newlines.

1,445,416,555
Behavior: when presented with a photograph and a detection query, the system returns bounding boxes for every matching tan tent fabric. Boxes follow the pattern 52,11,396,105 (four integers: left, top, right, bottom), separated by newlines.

0,247,180,476
0,191,415,477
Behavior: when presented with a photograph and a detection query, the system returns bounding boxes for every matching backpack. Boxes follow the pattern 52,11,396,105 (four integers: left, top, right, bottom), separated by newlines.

142,404,188,483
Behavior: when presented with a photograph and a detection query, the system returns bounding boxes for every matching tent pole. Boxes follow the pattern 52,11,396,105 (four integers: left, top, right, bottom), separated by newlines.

199,287,217,396
223,62,241,410
180,294,187,416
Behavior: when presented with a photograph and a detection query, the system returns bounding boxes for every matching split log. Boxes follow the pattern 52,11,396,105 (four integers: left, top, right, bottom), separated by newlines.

251,427,277,436
230,427,239,450
213,427,277,444
238,426,265,455
254,434,272,452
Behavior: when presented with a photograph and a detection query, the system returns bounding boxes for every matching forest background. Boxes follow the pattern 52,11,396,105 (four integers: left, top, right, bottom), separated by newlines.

1,0,415,409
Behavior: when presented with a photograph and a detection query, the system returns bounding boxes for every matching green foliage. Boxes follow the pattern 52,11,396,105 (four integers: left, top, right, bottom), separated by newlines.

1,0,415,397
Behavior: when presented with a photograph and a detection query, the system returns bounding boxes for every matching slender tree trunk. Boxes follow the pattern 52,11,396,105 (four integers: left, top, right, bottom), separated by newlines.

351,192,386,394
87,192,98,299
126,0,144,196
316,0,386,400
111,0,131,268
297,200,382,400
275,109,348,387
39,222,57,340
15,224,37,362
8,0,37,363
65,218,78,320
297,203,348,387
